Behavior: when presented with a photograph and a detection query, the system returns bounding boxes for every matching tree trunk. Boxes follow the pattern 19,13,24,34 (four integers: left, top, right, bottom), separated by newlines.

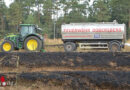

129,9,130,29
1,15,4,32
38,4,40,24
37,0,40,24
127,9,130,39
0,13,1,31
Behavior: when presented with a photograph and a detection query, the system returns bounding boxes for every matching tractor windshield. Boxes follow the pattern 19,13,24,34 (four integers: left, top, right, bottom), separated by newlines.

20,26,36,37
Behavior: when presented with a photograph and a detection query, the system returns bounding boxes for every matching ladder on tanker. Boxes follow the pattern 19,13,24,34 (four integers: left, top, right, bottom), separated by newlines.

79,43,108,49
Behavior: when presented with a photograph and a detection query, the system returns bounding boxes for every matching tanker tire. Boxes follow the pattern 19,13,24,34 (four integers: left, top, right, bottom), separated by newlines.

109,42,121,52
64,42,76,52
24,36,42,52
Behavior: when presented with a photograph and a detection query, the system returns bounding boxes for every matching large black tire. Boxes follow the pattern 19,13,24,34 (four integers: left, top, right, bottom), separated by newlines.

109,42,121,52
24,36,42,51
1,40,14,52
64,42,76,52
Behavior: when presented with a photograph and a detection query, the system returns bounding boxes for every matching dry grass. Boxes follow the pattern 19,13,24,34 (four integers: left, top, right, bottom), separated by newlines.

123,39,130,52
44,38,64,52
0,66,130,74
0,85,64,90
44,38,63,45
45,46,64,52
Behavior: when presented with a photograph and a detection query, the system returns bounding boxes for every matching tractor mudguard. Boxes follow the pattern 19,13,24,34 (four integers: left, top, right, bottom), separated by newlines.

4,34,18,48
24,34,43,41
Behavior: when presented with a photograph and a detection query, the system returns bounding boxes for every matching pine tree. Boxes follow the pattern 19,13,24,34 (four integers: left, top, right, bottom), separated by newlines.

7,2,23,29
0,0,7,32
90,0,111,22
110,0,130,38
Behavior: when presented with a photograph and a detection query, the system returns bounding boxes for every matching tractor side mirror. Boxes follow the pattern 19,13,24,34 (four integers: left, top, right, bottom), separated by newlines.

36,28,43,33
37,28,42,31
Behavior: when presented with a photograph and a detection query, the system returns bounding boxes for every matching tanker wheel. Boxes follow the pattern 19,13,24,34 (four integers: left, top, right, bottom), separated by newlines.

109,42,121,52
24,36,42,51
1,40,14,52
64,42,76,52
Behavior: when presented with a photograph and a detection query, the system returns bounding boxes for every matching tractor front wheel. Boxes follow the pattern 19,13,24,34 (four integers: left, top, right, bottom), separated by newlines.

24,36,42,51
1,40,14,52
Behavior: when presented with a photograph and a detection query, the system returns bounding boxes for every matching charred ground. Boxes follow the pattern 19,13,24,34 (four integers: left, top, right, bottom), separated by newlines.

0,52,130,70
0,71,130,90
0,52,129,90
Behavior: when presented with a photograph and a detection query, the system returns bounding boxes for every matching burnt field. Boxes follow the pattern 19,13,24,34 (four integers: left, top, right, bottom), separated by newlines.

0,52,130,70
0,52,130,90
0,71,130,90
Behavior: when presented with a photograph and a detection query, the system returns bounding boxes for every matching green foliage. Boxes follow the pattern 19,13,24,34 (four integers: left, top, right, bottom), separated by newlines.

24,14,36,24
109,0,130,38
0,1,7,32
0,0,130,38
110,0,130,23
88,0,111,22
7,2,23,27
59,0,88,23
42,0,53,37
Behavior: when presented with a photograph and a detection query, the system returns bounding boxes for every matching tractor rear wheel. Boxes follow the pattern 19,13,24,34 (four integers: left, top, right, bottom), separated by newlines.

1,40,14,52
24,36,42,51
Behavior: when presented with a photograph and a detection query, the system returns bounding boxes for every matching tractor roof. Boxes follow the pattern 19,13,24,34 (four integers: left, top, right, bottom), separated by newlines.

19,24,35,26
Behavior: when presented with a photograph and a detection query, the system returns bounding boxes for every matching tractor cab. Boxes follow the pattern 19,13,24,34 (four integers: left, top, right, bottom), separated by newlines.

18,24,41,38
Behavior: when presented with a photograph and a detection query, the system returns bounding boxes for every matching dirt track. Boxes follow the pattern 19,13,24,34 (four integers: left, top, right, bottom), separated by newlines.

0,52,130,90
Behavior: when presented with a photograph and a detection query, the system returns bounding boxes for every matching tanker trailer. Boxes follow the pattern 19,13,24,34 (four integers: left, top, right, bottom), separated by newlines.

61,21,126,52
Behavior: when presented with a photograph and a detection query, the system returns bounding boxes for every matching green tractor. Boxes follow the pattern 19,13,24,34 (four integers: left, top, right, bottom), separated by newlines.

1,24,44,52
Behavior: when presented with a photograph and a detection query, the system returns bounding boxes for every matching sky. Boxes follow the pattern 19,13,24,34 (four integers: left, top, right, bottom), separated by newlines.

4,0,14,7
